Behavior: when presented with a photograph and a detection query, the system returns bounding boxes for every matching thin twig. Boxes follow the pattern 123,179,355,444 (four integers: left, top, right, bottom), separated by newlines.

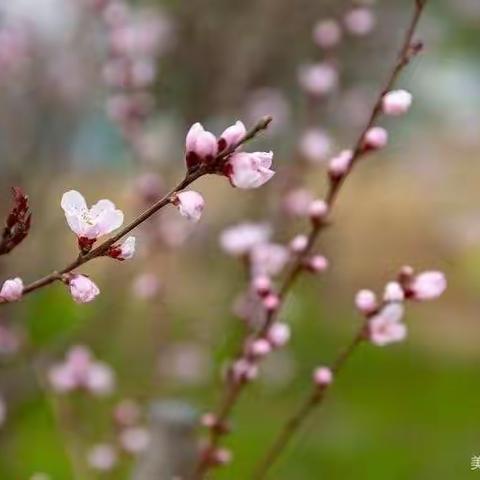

193,1,428,478
0,116,272,305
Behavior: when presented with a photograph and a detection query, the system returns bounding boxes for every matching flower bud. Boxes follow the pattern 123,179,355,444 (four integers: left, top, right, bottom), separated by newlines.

328,150,353,179
409,271,447,300
290,234,308,253
173,191,205,222
363,126,388,150
312,19,342,49
218,121,246,151
382,90,412,116
306,255,329,273
0,278,23,302
313,366,333,387
267,322,291,348
263,293,280,312
383,281,405,303
309,199,329,222
355,289,377,315
249,339,272,358
252,275,272,296
68,275,100,304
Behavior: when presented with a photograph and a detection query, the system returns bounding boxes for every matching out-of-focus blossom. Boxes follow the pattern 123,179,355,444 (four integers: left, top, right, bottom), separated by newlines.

245,88,290,134
68,275,100,304
328,149,353,178
267,322,291,348
309,199,329,222
364,126,388,150
132,273,160,300
251,243,289,277
0,324,20,356
298,63,338,97
48,345,115,395
252,275,272,296
134,173,164,204
211,447,232,465
114,399,141,427
220,223,271,257
344,7,376,36
312,19,342,49
263,293,280,312
158,342,211,386
248,338,272,358
382,90,412,116
282,188,315,217
299,128,333,165
313,366,333,387
289,235,308,253
409,271,447,301
306,255,329,273
231,358,258,382
87,443,118,471
0,25,30,78
368,303,406,347
355,289,378,315
383,281,405,302
61,191,124,242
173,191,205,222
219,121,246,151
225,151,275,189
0,278,23,302
119,426,150,454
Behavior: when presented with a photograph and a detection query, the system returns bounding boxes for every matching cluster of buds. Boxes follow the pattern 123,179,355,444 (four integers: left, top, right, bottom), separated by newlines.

48,345,115,395
312,5,377,50
354,267,447,346
327,88,413,181
185,120,275,190
0,187,31,256
86,0,171,153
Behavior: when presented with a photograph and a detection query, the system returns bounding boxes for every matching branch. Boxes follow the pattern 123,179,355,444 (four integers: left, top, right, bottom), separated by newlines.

0,116,272,305
193,1,428,477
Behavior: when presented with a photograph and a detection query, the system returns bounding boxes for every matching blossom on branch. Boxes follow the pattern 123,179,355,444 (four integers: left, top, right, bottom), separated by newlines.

172,191,205,222
0,278,23,302
61,191,124,250
368,303,406,346
108,236,136,261
225,151,275,189
67,275,100,304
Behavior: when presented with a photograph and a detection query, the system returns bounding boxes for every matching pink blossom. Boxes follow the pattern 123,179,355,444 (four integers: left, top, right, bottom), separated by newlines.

299,128,332,164
355,289,378,315
134,173,164,203
226,151,275,189
49,346,115,396
344,7,376,36
309,199,329,221
383,281,405,302
132,273,160,299
220,223,271,256
298,63,338,97
110,236,136,260
328,149,353,178
185,122,218,167
249,339,272,358
382,90,412,116
119,427,150,454
313,366,333,387
364,126,388,150
283,188,315,217
251,243,289,277
68,275,100,304
290,234,309,253
173,191,205,222
307,255,329,273
61,190,124,241
219,120,246,151
267,322,291,348
312,19,342,49
212,448,232,465
252,275,272,296
85,362,115,396
368,303,407,347
263,293,280,312
231,358,258,382
410,271,447,300
87,444,118,471
0,278,23,302
114,399,141,427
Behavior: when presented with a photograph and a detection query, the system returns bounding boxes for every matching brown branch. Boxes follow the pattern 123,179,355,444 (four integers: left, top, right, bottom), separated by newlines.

193,1,428,478
0,116,272,305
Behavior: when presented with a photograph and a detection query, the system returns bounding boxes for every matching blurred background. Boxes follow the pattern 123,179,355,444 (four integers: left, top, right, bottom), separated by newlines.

0,0,479,478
